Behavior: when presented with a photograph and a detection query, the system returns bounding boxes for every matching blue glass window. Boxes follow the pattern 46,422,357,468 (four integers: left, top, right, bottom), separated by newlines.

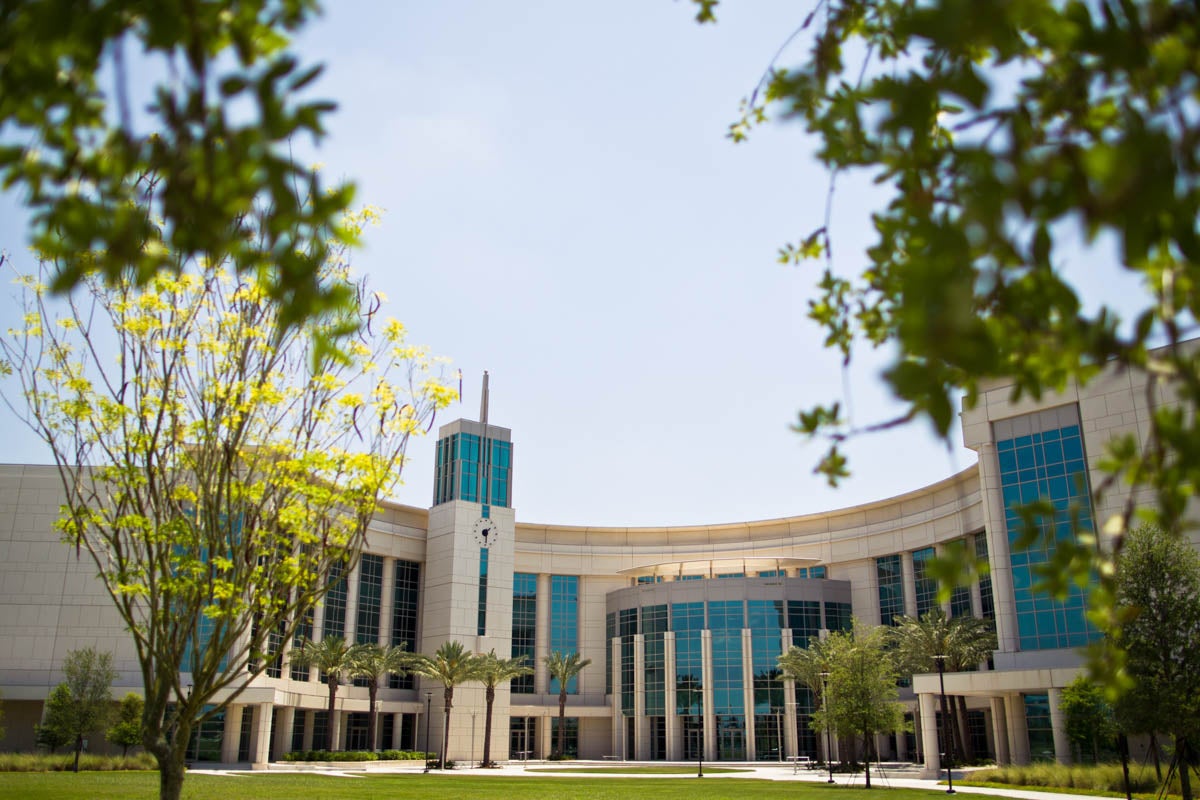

912,547,937,619
709,600,746,759
433,433,512,507
642,605,668,715
877,554,904,626
511,573,537,694
390,560,420,689
550,576,580,693
787,600,821,649
323,562,347,640
824,601,852,632
477,548,489,636
356,555,383,644
671,603,705,716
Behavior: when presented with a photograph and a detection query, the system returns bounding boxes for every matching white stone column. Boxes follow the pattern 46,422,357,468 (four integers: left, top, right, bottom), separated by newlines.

633,633,646,760
896,718,909,760
344,561,361,642
1048,687,1071,764
391,713,404,750
901,552,918,619
535,574,551,693
990,696,1010,764
701,629,715,762
1005,693,1030,764
781,629,797,759
251,702,273,765
978,442,1018,652
610,635,622,758
741,628,756,760
274,706,296,760
301,709,314,751
379,557,396,645
664,631,678,760
918,692,941,777
221,705,244,763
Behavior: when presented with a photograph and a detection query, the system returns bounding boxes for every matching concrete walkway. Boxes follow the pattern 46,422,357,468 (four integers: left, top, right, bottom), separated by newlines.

191,759,1105,799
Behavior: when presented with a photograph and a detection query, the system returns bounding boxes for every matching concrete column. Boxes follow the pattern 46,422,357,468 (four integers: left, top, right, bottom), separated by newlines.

1048,687,1071,764
781,630,796,759
990,696,1010,764
664,631,678,760
977,442,1018,652
391,713,404,750
380,557,396,645
896,718,909,760
918,692,941,777
701,629,714,762
308,602,326,683
344,561,361,641
301,709,314,751
741,628,756,760
1005,693,1030,764
901,552,918,619
610,636,622,758
221,704,244,763
633,633,646,759
274,706,296,760
535,574,551,693
251,702,273,765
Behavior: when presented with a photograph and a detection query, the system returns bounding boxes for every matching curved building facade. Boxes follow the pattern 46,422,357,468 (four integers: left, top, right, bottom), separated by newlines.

0,357,1189,772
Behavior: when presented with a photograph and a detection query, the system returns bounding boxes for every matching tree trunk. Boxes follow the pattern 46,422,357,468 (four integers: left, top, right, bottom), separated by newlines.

482,685,495,767
73,734,82,772
1118,732,1132,800
440,687,453,770
1152,733,1163,781
955,695,973,762
326,678,339,751
863,731,872,789
557,691,567,758
1179,737,1193,800
151,735,190,800
366,681,378,753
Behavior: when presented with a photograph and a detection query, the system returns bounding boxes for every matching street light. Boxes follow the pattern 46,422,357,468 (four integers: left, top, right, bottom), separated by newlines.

423,691,432,773
820,671,834,784
933,655,955,794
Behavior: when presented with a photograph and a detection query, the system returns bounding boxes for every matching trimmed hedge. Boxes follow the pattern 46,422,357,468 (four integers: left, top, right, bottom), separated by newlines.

282,749,430,762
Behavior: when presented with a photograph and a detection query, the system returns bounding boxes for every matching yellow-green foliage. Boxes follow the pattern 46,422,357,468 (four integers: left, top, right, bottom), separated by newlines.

0,752,156,772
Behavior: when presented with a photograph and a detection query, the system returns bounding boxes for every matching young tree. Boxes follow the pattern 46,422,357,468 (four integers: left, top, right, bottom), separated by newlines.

0,1,356,338
544,651,592,758
410,641,480,770
1113,524,1200,800
474,651,533,767
0,232,454,800
783,622,903,788
35,689,73,754
108,693,145,757
890,609,996,762
1060,675,1117,764
349,643,413,753
40,647,118,772
290,636,367,752
689,0,1200,674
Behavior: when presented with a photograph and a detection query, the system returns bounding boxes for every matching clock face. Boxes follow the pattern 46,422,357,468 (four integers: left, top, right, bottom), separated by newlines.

472,517,500,548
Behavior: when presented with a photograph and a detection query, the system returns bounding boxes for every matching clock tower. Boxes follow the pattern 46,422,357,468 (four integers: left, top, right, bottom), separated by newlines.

421,372,515,761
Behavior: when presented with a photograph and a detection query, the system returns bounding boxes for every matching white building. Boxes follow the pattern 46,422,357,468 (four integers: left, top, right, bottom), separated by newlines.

0,358,1189,769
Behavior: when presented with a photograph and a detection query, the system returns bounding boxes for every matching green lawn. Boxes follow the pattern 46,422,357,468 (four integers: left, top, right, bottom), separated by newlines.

0,772,998,800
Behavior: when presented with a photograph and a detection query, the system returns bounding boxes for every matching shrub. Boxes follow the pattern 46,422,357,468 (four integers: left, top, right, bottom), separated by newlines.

967,762,1167,795
0,752,156,772
282,749,430,762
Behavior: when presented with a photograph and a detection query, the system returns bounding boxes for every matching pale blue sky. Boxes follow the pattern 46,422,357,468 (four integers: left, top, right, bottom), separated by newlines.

4,2,1116,526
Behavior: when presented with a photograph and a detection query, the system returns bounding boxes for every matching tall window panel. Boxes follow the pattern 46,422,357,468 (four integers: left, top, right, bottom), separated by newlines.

950,540,974,618
642,604,668,716
748,600,785,761
912,547,938,619
876,554,904,626
995,409,1097,650
322,562,347,640
708,600,746,760
356,554,383,644
605,612,616,695
824,601,852,632
390,560,420,689
477,547,489,636
975,532,995,620
671,603,705,717
432,433,513,507
549,575,580,693
618,608,637,713
291,609,313,681
511,573,537,694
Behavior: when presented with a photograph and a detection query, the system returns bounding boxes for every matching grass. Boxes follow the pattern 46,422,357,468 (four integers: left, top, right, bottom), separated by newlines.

0,772,1006,800
960,762,1184,798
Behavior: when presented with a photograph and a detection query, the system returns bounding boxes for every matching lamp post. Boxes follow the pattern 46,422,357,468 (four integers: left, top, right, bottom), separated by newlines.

820,671,834,784
933,655,955,794
423,691,432,773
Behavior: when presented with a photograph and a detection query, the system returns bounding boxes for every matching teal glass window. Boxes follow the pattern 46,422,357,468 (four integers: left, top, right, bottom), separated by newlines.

322,562,347,640
877,554,904,626
356,554,383,644
671,602,705,715
512,573,537,694
996,416,1097,650
748,600,785,761
477,548,489,636
390,560,420,689
1024,693,1055,761
550,575,580,693
433,433,512,507
976,533,995,620
642,604,668,715
618,608,637,712
787,600,821,648
797,566,827,579
709,600,746,759
824,601,852,632
605,612,616,695
912,547,937,619
290,609,313,681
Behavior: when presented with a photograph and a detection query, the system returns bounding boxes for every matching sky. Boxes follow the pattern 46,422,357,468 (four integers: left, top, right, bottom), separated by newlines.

0,1,1007,526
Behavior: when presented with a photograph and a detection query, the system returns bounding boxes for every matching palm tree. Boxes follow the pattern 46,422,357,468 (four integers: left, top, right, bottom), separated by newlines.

290,636,367,751
890,609,997,762
544,651,592,758
350,643,413,752
474,651,533,766
410,640,480,769
778,636,837,764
